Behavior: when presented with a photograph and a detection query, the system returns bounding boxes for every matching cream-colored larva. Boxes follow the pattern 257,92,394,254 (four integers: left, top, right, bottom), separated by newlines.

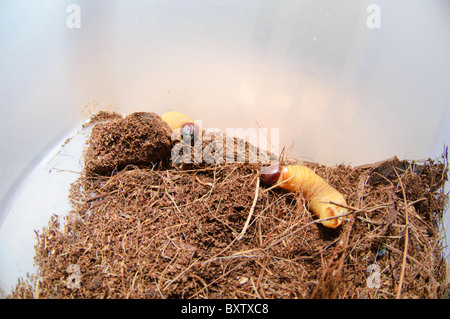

261,164,347,228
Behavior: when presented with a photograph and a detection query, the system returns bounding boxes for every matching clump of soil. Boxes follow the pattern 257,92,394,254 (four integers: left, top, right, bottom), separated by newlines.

7,112,449,299
84,112,172,175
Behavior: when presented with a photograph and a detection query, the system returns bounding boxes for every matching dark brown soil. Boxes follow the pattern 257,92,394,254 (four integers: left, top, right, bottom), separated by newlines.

7,112,449,299
84,112,172,175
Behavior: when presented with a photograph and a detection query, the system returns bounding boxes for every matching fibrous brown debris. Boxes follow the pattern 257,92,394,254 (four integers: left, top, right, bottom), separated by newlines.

84,112,172,175
7,113,449,299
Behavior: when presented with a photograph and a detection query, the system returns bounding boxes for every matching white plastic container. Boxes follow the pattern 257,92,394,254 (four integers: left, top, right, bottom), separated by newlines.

1,0,449,295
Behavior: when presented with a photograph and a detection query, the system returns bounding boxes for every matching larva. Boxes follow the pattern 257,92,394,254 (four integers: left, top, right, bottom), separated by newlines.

161,111,199,141
261,164,347,228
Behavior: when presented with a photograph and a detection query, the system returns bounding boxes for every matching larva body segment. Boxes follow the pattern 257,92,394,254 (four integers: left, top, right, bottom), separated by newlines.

263,164,347,228
161,111,195,131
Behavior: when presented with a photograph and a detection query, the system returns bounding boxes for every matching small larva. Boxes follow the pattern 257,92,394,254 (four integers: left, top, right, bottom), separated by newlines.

161,111,199,141
261,164,347,228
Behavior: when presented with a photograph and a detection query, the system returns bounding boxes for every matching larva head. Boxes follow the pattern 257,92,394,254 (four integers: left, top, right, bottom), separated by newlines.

260,164,282,186
180,122,199,142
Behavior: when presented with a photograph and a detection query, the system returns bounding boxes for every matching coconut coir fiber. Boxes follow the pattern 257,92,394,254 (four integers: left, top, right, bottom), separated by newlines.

8,111,450,299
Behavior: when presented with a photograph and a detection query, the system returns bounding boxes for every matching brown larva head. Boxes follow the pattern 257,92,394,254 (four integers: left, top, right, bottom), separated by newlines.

180,122,199,142
260,164,282,186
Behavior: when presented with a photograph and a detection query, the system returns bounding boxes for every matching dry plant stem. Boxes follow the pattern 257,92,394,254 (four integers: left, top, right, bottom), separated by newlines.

261,174,295,193
126,271,139,299
394,168,410,299
236,177,260,241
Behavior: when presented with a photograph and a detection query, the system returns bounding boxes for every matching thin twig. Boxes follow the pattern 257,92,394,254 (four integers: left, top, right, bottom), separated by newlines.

236,177,260,241
86,190,118,202
394,168,409,299
126,271,139,299
261,174,296,193
164,189,183,222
